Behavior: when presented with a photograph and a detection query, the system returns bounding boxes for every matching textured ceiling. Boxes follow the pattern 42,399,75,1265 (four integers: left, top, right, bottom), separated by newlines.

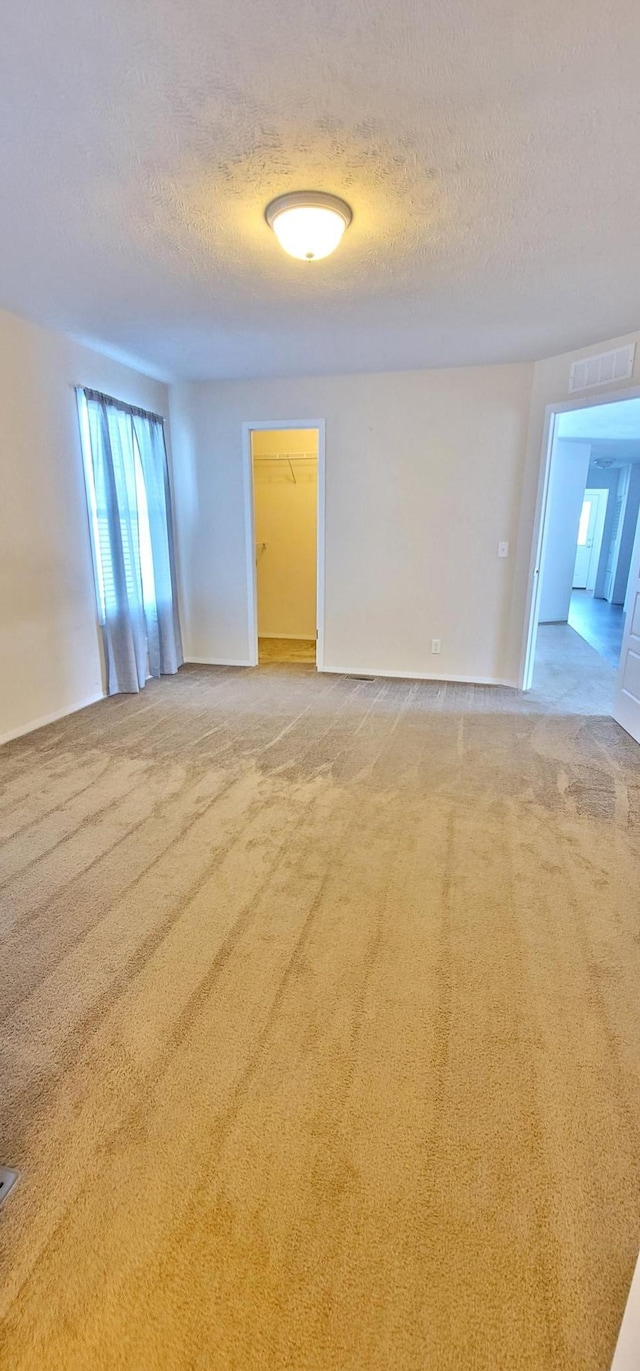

2,0,640,381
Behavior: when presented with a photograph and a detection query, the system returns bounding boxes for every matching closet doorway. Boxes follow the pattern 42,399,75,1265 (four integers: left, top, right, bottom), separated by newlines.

243,421,325,669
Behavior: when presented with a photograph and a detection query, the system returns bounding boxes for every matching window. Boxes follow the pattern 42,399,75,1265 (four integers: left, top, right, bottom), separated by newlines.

77,388,182,695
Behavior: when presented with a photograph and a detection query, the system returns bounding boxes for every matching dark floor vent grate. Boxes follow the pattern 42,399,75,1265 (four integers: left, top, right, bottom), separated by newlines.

0,1166,19,1208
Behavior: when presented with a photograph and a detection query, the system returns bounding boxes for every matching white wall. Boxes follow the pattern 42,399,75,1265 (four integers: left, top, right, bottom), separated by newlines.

5,311,638,727
509,330,640,684
612,464,640,604
584,464,621,600
538,440,591,622
169,363,533,683
252,429,317,640
604,466,630,602
0,307,169,743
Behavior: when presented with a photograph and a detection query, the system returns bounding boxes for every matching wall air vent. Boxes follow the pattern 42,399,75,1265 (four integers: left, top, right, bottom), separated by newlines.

569,343,636,394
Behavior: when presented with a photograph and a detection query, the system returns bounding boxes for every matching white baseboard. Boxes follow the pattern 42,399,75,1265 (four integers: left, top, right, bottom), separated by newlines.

185,657,516,687
186,657,255,668
0,691,105,747
320,664,517,688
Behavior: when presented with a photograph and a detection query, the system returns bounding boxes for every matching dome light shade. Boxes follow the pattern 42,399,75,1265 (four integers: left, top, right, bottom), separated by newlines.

265,192,352,261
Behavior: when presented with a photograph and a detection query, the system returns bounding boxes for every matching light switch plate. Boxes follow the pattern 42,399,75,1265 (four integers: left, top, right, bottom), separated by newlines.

431,638,441,654
498,541,509,558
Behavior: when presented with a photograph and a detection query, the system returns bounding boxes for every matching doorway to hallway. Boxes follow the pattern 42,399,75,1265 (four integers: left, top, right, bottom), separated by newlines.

565,481,625,669
572,487,608,591
242,420,326,670
525,391,640,737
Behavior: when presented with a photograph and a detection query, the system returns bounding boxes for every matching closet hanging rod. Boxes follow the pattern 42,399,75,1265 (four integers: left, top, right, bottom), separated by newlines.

253,452,317,461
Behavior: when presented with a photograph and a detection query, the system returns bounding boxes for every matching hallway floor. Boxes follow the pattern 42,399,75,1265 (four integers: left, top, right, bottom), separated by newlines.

532,621,616,714
569,590,625,670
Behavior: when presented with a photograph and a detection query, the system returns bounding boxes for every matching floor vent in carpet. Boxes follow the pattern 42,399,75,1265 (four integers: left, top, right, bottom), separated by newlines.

346,675,375,681
0,1167,19,1208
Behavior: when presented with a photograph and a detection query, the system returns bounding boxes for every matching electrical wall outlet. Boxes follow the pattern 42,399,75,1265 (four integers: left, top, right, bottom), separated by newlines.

498,541,509,558
431,638,441,654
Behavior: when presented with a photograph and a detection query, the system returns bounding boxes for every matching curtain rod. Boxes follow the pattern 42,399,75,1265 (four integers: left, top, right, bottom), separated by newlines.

77,386,165,425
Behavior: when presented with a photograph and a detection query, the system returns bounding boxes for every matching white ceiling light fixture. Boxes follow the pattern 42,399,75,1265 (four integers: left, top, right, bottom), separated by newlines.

265,191,352,261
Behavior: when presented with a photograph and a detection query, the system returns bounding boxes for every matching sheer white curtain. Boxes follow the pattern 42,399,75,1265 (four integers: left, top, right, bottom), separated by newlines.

77,389,183,695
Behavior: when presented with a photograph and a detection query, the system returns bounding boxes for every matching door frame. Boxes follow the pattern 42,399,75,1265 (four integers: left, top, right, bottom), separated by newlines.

242,418,326,670
520,384,640,690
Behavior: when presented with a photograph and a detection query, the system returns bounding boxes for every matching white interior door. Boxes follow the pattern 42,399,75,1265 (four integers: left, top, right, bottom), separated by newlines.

572,492,600,588
613,506,640,743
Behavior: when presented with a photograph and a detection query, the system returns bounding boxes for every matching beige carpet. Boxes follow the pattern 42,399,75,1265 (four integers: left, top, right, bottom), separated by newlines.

1,629,639,1370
